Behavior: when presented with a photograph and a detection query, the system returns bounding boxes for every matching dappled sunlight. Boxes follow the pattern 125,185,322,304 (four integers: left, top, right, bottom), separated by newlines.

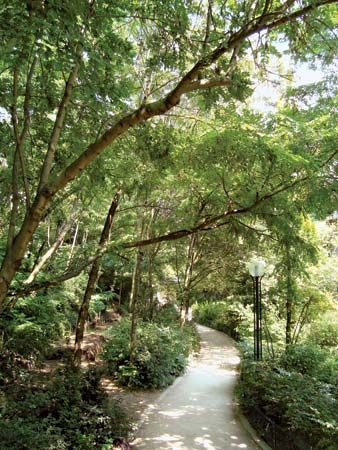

159,409,187,418
133,429,254,449
133,324,258,450
194,434,219,449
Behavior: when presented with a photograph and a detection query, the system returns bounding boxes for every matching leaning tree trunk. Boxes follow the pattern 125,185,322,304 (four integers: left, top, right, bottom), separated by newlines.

0,192,52,313
24,218,75,285
74,191,121,364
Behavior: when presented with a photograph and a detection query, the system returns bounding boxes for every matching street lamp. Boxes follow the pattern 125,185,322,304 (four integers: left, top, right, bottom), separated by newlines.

247,257,266,360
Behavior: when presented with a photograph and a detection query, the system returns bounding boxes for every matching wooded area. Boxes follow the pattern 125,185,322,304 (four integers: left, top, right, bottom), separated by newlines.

0,1,337,449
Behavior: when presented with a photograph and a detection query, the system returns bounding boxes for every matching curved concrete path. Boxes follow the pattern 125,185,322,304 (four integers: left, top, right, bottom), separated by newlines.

132,324,259,450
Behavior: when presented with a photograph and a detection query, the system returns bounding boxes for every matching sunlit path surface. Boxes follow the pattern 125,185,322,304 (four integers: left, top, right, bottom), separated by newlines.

132,324,259,450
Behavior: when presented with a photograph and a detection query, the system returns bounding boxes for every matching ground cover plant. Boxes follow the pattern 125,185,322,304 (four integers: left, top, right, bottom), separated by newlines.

0,365,131,450
102,312,200,389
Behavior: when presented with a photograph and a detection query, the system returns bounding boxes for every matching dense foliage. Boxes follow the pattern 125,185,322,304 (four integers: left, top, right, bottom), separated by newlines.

193,300,252,340
0,1,337,448
237,346,338,450
307,311,338,348
0,282,82,363
103,314,200,388
0,365,131,450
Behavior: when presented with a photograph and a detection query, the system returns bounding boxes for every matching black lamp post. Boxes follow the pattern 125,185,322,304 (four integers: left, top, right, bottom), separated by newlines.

248,258,266,361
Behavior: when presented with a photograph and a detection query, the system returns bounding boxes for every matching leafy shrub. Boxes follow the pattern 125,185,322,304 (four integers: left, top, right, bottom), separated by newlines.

0,302,62,363
0,365,130,450
193,300,252,340
102,318,199,388
153,303,180,325
0,273,88,367
307,312,338,347
280,343,338,385
237,357,338,450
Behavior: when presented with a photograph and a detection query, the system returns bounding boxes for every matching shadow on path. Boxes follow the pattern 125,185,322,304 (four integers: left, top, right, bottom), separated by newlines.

132,324,259,450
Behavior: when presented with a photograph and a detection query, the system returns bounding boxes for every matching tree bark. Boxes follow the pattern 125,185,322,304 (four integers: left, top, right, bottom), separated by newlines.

24,219,74,284
180,234,198,326
146,253,155,321
129,248,144,361
0,190,52,313
38,61,80,190
285,244,293,346
66,221,79,269
73,191,121,364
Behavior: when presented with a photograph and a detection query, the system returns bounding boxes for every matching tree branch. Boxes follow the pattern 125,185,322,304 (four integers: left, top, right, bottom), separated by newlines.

38,61,80,190
1,0,336,306
48,0,336,199
23,218,75,284
184,77,231,93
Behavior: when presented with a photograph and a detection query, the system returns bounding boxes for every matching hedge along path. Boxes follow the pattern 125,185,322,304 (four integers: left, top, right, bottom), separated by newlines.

132,324,260,450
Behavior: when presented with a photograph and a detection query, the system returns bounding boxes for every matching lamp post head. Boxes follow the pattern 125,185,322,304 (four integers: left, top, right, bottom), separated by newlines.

247,257,266,277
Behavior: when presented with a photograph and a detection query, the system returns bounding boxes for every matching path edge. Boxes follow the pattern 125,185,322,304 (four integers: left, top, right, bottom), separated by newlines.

234,398,273,450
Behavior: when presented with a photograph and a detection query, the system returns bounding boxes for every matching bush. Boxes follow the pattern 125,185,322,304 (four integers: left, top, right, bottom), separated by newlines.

102,318,199,388
193,300,252,340
152,303,180,325
307,312,338,348
280,343,338,385
0,365,131,450
237,357,338,450
0,284,84,363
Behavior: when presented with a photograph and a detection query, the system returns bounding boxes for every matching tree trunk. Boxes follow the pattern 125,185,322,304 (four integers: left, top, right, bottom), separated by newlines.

74,192,121,364
0,191,52,313
66,221,79,269
285,244,293,346
144,209,159,321
129,248,144,361
147,255,157,321
292,296,313,345
180,234,197,326
73,258,101,364
24,220,74,284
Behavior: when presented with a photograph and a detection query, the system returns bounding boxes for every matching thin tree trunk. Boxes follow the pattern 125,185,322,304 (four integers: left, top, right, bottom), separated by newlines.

74,192,121,364
66,221,79,269
144,209,160,321
6,150,20,254
38,61,80,190
180,234,197,326
129,248,144,361
24,220,73,284
129,204,150,359
147,254,157,321
263,312,275,359
0,191,52,312
292,296,313,345
285,245,293,346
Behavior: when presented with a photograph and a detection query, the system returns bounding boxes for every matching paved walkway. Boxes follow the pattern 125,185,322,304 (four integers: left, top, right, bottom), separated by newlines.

132,324,259,450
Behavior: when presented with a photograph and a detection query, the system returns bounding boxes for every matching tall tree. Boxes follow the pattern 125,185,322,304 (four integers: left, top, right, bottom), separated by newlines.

0,0,337,309
74,191,121,364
